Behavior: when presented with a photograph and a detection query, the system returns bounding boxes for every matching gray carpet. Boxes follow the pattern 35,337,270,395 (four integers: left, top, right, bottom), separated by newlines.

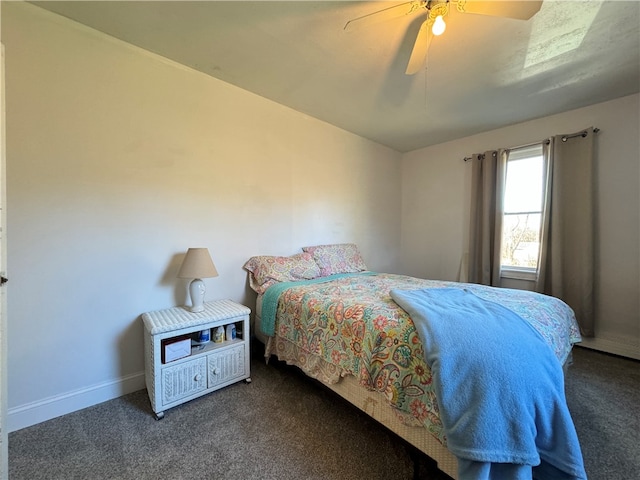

9,345,639,480
564,346,640,478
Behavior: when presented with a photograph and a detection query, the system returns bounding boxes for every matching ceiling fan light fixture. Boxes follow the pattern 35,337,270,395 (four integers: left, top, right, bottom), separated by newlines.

432,15,446,35
428,1,449,36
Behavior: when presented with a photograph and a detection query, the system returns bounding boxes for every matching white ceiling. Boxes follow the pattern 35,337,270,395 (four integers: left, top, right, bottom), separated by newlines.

30,1,640,152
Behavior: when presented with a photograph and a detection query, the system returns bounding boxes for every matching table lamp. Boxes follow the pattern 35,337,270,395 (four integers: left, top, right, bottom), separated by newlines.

177,248,218,312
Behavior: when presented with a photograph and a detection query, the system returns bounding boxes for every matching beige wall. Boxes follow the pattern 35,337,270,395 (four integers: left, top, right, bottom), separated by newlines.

1,3,402,430
401,94,640,360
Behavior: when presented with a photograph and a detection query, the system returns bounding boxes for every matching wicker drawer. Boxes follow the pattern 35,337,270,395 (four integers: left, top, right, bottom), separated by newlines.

207,343,246,388
161,356,207,405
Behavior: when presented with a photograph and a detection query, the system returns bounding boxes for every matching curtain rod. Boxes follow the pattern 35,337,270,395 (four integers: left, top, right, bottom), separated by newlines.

463,127,600,162
562,127,599,142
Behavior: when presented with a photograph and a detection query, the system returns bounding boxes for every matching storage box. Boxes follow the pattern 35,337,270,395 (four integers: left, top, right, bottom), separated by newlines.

161,335,192,363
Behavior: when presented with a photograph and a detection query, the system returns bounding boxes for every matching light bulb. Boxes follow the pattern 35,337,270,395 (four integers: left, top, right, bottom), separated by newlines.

432,15,446,36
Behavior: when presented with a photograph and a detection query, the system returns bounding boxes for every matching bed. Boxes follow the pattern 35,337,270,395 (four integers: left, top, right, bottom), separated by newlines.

244,244,586,480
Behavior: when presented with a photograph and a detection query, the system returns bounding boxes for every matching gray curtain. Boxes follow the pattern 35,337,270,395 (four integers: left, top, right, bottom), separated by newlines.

536,128,596,336
467,150,507,286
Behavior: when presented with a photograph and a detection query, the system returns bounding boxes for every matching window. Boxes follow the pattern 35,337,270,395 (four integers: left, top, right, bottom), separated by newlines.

500,144,545,280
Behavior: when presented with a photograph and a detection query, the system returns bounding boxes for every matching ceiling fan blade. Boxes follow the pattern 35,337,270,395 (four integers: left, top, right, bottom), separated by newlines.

456,0,542,20
344,1,424,31
405,20,433,75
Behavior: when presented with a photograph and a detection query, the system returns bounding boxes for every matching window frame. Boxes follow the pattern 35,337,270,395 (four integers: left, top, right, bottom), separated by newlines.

499,143,545,281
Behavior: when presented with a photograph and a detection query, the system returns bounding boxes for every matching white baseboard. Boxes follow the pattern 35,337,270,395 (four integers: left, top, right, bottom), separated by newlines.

7,371,145,433
578,335,640,360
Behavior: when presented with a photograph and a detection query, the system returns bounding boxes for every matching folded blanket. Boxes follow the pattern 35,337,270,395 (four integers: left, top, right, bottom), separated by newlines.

390,287,586,480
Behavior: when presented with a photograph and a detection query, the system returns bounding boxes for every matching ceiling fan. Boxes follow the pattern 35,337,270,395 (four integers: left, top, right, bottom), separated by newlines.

344,1,543,75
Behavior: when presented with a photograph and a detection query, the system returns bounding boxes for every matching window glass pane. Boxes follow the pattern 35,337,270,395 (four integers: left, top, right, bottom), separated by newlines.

500,144,545,274
503,155,543,213
501,213,541,268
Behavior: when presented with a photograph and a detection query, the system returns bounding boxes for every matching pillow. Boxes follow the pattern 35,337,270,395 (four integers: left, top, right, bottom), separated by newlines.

302,243,368,277
243,252,321,294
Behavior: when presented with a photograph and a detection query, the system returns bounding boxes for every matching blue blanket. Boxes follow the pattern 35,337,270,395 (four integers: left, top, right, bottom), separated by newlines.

390,287,586,480
260,272,376,336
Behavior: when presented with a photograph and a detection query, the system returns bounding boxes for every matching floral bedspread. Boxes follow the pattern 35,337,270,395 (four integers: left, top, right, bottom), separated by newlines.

265,273,582,444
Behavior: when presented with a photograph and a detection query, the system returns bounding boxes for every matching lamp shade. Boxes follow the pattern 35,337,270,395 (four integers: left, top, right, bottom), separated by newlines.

177,248,218,279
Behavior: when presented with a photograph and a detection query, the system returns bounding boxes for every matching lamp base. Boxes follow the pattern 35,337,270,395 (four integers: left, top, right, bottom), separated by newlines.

188,278,206,313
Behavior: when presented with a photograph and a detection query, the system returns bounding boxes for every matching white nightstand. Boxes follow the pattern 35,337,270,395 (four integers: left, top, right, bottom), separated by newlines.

142,299,251,419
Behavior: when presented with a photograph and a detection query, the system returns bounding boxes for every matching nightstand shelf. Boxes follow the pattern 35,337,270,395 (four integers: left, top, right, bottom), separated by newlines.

142,299,251,419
